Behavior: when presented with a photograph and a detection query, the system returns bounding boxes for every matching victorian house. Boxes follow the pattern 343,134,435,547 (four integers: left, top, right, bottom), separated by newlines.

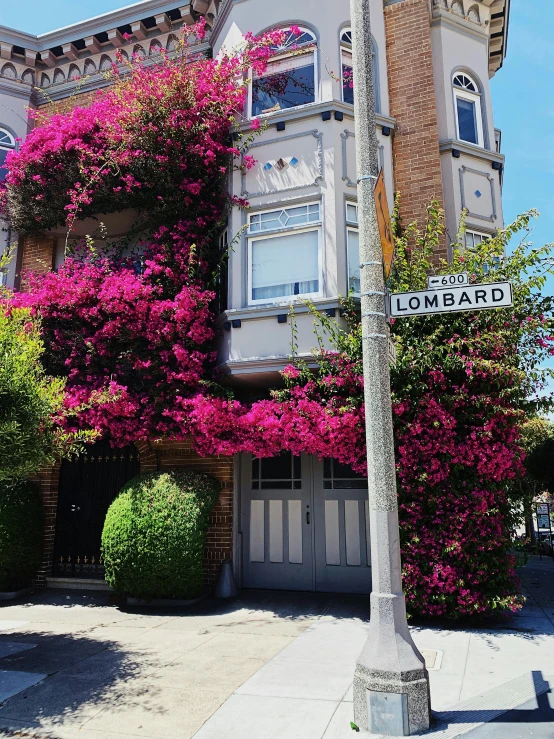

0,0,510,593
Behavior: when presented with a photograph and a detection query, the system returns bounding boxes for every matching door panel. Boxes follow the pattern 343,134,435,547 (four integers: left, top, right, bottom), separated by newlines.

314,459,372,594
241,453,314,591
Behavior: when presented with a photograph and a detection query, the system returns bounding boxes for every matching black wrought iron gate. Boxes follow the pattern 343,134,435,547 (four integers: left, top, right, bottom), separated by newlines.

53,442,140,578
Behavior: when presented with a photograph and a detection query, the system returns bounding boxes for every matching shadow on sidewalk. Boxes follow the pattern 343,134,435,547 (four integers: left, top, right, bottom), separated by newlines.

433,671,554,732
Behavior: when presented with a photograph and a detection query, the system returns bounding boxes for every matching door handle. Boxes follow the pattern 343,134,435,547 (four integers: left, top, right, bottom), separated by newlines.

306,511,310,525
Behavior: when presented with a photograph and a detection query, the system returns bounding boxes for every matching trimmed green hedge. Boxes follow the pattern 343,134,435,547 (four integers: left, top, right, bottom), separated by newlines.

0,479,43,591
101,471,220,600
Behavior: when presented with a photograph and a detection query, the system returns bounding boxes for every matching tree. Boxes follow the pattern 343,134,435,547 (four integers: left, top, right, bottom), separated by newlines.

0,301,93,482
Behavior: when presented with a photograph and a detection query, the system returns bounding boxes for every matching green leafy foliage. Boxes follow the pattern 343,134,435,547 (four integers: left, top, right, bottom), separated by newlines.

0,479,43,591
101,470,220,599
0,304,95,482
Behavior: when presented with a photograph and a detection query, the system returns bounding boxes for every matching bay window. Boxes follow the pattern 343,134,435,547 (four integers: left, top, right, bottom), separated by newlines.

251,28,317,117
248,203,321,304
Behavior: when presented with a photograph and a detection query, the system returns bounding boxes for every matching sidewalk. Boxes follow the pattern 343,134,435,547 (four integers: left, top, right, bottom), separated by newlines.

0,558,552,738
194,557,554,739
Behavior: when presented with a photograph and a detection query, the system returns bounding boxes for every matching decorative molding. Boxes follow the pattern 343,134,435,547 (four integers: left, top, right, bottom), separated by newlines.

342,129,385,188
459,165,497,222
237,100,395,133
440,139,504,165
240,129,324,199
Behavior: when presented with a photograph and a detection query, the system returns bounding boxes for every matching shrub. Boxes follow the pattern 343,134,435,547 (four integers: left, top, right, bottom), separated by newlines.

0,479,43,591
101,470,219,599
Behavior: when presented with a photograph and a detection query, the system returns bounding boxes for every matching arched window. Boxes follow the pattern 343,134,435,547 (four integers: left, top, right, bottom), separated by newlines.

453,72,483,147
251,26,317,117
340,28,380,113
0,128,16,182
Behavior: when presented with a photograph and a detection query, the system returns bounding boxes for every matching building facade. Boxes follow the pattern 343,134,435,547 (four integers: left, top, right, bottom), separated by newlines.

0,0,510,593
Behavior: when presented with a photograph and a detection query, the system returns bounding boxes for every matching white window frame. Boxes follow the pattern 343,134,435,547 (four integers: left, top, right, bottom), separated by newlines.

340,28,379,112
249,28,318,119
453,73,484,148
0,127,16,180
465,229,490,250
345,202,360,296
247,202,323,306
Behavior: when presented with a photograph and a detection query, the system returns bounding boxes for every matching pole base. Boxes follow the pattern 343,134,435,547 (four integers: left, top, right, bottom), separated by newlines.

353,663,431,736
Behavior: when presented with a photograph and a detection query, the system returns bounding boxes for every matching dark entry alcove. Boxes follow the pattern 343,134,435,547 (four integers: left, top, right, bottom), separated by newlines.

53,442,140,578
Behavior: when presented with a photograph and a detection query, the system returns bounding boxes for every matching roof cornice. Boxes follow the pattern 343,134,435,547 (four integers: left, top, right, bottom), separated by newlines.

0,1,189,50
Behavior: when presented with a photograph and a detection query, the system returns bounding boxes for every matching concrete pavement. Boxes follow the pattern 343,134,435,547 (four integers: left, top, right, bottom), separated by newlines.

0,558,552,738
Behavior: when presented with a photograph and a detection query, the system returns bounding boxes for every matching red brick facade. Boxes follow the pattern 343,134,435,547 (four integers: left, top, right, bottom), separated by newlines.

19,233,55,287
34,441,234,589
384,0,447,259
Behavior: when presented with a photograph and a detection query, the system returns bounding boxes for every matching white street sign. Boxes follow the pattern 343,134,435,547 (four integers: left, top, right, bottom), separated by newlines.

390,281,513,318
428,273,468,289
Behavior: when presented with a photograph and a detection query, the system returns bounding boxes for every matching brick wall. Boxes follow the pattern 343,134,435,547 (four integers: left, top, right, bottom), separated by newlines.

32,464,61,585
33,440,234,589
149,440,235,587
37,90,99,119
19,233,55,287
384,0,447,260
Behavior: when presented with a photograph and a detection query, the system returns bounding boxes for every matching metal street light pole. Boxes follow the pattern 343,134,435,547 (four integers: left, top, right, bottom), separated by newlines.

349,0,431,735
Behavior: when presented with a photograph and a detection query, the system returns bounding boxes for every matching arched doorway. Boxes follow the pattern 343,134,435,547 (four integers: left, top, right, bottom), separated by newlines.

53,442,140,579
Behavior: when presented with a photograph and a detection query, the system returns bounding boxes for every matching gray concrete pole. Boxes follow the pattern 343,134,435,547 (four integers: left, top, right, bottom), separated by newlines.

349,0,431,734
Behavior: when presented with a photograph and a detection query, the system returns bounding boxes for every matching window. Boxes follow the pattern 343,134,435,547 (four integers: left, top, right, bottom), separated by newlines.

345,203,360,294
215,229,229,314
453,72,483,147
340,28,379,112
0,270,7,287
248,203,321,304
0,128,16,182
252,453,302,490
323,458,367,489
465,230,489,250
251,27,317,117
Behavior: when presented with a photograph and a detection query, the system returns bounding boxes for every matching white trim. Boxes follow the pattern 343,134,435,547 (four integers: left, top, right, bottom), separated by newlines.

247,225,322,306
0,127,16,149
346,225,360,297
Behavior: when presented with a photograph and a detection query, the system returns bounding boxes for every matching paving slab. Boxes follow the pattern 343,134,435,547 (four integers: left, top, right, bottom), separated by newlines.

0,643,36,659
192,694,339,739
83,685,226,739
0,670,47,704
147,652,267,692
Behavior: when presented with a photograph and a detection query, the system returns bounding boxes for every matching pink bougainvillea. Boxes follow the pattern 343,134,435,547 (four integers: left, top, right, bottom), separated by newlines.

2,25,554,619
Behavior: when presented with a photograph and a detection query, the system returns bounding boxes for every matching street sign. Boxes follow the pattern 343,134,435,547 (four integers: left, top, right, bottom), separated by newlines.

374,170,394,279
390,281,513,318
428,273,468,289
537,504,550,515
538,514,551,529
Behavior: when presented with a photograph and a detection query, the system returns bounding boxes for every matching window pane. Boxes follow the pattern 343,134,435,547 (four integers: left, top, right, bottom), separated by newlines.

0,148,8,181
346,204,358,224
342,63,354,105
252,59,315,116
347,229,360,294
249,204,320,233
262,453,292,480
456,97,478,145
251,230,319,301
